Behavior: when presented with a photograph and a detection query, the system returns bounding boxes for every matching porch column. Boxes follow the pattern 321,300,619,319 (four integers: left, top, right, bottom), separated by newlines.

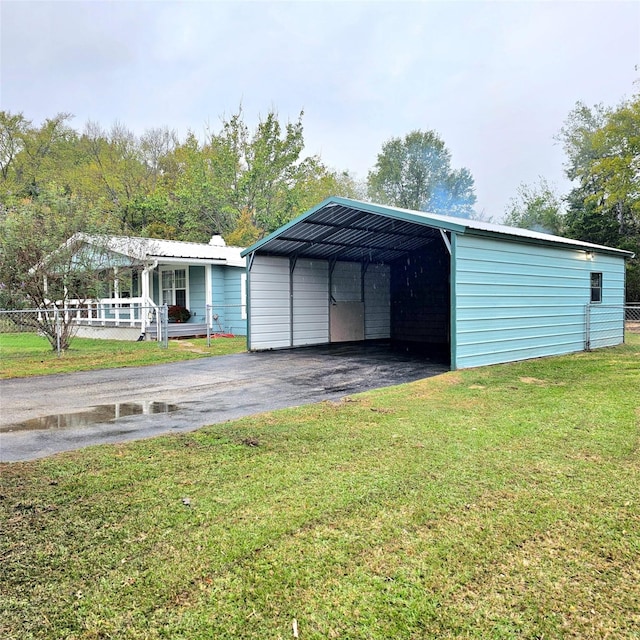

113,267,120,326
205,264,213,327
141,264,151,333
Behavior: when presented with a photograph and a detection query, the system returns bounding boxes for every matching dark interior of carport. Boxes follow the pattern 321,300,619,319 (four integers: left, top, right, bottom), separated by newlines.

251,200,452,364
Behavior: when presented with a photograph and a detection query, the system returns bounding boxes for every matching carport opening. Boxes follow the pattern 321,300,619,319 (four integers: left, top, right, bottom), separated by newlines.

388,240,451,365
245,200,453,368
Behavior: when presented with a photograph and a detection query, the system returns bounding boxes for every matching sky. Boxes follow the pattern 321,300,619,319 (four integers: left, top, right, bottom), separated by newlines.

1,0,638,220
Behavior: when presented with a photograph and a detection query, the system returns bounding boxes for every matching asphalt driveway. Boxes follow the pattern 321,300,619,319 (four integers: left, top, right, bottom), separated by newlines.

0,343,448,462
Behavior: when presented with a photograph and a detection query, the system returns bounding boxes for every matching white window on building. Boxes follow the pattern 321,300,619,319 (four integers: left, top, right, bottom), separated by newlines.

161,268,188,307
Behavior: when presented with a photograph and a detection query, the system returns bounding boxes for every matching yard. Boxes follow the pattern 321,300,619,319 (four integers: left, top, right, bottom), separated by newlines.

1,335,638,639
0,333,247,378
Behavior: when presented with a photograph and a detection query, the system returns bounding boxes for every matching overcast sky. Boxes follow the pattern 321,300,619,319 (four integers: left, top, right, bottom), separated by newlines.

1,0,638,219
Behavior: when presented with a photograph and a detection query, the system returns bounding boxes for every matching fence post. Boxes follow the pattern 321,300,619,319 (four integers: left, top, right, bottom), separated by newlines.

55,307,62,356
584,303,591,351
161,303,169,349
206,304,211,348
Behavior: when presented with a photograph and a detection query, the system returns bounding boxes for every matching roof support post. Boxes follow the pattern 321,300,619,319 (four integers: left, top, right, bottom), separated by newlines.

361,260,370,303
439,229,452,255
328,257,337,304
289,256,297,347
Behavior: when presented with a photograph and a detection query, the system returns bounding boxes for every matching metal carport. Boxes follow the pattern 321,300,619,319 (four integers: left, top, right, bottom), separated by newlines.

241,197,631,369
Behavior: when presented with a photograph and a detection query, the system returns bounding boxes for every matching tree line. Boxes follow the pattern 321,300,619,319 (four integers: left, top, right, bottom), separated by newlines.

1,87,638,309
0,108,365,246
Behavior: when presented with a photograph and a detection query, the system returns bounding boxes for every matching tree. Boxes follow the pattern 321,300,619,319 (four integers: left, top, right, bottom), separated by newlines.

219,108,325,234
367,130,477,218
81,121,150,229
225,207,261,247
0,185,113,350
168,132,238,242
0,112,80,201
559,94,640,300
0,111,30,183
140,126,178,192
503,178,565,235
0,107,359,249
204,107,348,237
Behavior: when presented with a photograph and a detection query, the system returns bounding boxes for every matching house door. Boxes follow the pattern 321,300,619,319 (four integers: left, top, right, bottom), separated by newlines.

161,268,188,307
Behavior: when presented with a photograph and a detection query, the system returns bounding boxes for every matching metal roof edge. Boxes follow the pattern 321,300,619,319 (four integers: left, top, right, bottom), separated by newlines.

328,197,470,233
465,227,635,258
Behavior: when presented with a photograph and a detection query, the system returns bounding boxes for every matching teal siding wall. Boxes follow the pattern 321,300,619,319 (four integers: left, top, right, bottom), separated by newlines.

453,234,626,369
208,265,247,335
188,265,206,323
223,267,247,335
210,265,227,331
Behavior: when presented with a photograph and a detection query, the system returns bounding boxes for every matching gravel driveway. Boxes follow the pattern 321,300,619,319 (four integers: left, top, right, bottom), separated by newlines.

0,343,448,462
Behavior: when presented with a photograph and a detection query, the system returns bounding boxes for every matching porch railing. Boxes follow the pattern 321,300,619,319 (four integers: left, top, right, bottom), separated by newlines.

63,297,161,340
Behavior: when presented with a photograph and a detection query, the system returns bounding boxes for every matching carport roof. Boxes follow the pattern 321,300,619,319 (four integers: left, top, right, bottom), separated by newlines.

241,197,634,262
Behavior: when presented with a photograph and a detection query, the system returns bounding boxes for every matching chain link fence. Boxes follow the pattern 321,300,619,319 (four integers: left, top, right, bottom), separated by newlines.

0,305,169,357
585,304,640,350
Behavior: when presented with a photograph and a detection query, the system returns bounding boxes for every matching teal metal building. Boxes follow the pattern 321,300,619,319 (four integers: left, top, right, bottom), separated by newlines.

242,197,632,369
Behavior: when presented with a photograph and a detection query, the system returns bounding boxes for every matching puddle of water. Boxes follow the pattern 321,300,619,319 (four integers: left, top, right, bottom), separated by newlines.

1,402,179,433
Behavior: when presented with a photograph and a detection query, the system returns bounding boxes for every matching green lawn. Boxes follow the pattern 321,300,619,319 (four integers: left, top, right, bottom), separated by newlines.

0,333,247,378
1,336,639,639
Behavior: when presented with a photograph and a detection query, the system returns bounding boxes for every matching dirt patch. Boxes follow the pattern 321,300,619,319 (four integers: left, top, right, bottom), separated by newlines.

626,321,640,334
175,341,210,354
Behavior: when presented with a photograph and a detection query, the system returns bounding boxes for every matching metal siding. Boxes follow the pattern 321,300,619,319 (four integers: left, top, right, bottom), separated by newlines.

450,233,457,369
332,261,361,301
364,263,390,339
454,235,626,369
223,267,248,335
293,259,329,346
248,255,291,349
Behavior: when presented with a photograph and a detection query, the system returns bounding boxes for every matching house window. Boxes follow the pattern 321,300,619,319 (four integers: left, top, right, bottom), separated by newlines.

590,272,602,303
161,268,188,307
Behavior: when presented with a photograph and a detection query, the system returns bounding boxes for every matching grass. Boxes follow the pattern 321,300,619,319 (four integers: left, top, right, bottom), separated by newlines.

1,337,639,639
0,333,247,378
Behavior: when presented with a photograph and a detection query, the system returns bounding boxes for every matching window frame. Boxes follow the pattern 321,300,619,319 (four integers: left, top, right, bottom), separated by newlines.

160,267,190,309
590,272,603,304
